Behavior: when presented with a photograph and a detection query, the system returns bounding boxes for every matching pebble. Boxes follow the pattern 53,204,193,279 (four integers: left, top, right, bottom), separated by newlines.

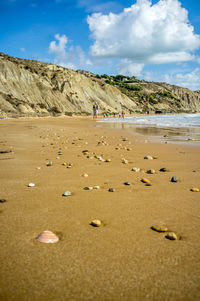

62,191,71,196
108,188,115,192
90,219,102,227
93,186,100,189
165,232,178,240
146,169,155,174
122,158,128,164
84,187,93,190
190,188,199,192
124,181,131,185
171,176,178,183
62,162,67,166
132,167,140,172
159,167,169,172
144,155,153,160
105,159,111,162
151,225,168,232
46,161,53,166
82,173,88,177
0,199,7,203
141,178,151,184
28,183,35,187
82,150,89,153
0,149,12,154
145,183,152,186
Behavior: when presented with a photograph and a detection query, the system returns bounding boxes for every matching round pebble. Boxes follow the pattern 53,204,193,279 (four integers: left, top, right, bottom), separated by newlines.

151,225,168,232
141,178,151,184
159,168,169,172
0,199,7,203
82,173,88,177
46,161,53,166
190,188,199,192
108,188,115,192
90,219,102,227
146,169,155,174
124,181,131,185
171,176,178,183
28,183,35,187
105,159,111,162
132,167,140,172
165,232,178,240
84,187,93,190
62,191,71,196
144,155,153,160
93,186,100,189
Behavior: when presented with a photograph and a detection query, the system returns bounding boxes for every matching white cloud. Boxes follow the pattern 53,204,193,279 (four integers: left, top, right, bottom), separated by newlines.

116,59,144,76
20,47,25,52
163,68,200,90
87,0,200,64
49,34,92,70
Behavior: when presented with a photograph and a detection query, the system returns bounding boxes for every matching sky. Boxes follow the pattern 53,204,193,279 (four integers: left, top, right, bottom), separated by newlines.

0,0,200,90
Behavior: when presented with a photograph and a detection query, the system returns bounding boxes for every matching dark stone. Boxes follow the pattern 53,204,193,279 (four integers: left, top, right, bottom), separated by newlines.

171,176,178,183
124,181,131,185
160,168,169,172
82,150,89,153
0,149,12,154
145,183,152,186
108,188,115,192
0,199,7,203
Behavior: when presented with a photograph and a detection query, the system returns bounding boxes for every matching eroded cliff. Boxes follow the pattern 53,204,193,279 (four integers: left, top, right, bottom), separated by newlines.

0,52,199,117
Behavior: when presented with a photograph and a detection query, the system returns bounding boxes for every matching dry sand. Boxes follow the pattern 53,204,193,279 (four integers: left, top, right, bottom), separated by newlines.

0,116,200,301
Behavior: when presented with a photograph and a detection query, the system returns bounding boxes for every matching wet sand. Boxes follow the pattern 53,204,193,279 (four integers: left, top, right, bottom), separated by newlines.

0,116,200,301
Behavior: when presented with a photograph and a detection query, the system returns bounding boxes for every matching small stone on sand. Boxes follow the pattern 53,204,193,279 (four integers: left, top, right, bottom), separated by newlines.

82,173,88,177
165,232,178,240
132,167,140,172
190,188,199,192
84,187,93,190
171,176,178,183
93,186,100,189
124,181,131,185
63,191,71,196
105,159,111,162
0,199,7,203
141,178,151,184
108,188,115,192
46,161,53,166
144,155,153,160
147,169,155,174
28,183,35,187
151,225,168,232
90,219,102,227
160,168,169,172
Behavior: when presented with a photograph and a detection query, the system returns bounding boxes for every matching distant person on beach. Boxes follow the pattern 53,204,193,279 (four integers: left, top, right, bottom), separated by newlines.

113,112,116,118
118,112,121,118
93,102,98,119
122,111,125,118
106,112,109,118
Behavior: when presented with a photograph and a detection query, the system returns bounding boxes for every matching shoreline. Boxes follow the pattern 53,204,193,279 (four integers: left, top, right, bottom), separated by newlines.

0,117,200,301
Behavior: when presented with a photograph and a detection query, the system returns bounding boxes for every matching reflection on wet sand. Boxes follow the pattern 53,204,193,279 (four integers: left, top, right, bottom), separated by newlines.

97,122,200,144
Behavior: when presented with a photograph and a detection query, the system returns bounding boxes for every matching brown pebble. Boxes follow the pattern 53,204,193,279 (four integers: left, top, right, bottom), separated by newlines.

190,188,199,192
151,225,168,232
141,178,151,184
165,232,178,240
90,219,102,227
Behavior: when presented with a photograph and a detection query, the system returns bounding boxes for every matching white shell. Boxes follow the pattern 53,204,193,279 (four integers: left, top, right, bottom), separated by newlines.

28,183,35,187
35,230,59,243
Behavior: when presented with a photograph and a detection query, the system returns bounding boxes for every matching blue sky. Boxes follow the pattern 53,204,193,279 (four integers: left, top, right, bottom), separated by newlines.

0,0,200,90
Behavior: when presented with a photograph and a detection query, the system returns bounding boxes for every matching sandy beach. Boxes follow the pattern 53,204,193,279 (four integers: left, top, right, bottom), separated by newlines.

0,116,200,301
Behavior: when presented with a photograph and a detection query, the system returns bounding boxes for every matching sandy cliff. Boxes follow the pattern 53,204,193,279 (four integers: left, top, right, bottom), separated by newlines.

0,52,199,117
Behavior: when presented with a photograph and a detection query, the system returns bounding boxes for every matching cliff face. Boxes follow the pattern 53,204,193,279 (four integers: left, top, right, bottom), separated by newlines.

0,52,199,117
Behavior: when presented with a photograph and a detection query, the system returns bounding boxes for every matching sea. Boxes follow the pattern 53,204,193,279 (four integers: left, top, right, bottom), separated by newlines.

98,113,200,144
